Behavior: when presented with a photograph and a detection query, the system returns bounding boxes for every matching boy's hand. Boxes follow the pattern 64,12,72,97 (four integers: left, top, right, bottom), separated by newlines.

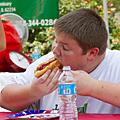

30,67,61,99
71,70,97,96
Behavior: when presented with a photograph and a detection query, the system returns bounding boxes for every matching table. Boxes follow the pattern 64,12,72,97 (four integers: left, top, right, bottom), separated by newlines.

1,112,120,120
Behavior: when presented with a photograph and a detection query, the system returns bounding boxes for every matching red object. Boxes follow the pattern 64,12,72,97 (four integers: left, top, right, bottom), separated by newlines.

0,15,22,72
6,50,31,72
1,112,120,120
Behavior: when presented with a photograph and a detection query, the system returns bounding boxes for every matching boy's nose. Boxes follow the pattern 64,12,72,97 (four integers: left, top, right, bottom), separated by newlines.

52,42,61,56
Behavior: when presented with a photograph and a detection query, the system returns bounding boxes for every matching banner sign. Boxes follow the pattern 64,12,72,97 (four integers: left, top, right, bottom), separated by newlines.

0,0,59,28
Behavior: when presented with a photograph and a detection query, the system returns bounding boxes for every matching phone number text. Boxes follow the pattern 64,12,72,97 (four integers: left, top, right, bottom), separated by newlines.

26,19,57,27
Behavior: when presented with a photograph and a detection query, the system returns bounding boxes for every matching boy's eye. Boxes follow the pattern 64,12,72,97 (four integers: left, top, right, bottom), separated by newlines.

63,46,68,51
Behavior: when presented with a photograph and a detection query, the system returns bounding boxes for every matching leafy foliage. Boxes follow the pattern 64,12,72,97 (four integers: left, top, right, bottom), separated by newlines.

23,27,55,56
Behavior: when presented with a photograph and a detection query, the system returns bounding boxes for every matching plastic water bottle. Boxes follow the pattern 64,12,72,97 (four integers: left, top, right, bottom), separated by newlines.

58,66,78,120
32,47,41,62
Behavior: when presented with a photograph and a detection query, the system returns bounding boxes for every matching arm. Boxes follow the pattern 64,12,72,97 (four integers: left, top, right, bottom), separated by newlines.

0,17,6,51
72,70,120,107
0,67,61,111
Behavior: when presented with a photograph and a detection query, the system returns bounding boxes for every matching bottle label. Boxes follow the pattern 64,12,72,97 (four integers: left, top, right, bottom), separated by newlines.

58,83,77,95
33,54,41,60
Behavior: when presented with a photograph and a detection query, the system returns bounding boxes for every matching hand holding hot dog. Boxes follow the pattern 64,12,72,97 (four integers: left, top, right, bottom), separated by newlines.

30,57,62,100
31,67,62,100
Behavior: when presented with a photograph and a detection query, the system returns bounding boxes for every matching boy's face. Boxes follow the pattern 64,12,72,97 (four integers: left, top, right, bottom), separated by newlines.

52,31,90,71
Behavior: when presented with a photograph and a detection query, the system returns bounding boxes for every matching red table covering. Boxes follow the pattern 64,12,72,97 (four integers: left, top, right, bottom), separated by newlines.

1,112,120,120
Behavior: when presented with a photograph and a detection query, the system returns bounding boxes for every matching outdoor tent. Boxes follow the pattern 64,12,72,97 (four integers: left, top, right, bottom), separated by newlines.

103,0,110,48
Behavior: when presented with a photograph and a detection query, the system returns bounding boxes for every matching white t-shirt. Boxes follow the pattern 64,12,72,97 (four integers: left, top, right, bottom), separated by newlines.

1,49,120,113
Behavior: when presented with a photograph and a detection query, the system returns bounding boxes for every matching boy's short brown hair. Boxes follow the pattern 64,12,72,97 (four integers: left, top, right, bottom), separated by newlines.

54,8,108,55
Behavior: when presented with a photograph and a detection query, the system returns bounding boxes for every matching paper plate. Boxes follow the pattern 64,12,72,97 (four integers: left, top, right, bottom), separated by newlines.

5,110,59,119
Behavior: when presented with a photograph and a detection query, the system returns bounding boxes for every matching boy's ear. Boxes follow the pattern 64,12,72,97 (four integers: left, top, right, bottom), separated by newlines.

87,48,99,61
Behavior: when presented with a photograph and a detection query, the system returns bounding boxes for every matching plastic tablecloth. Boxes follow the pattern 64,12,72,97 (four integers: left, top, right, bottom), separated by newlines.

1,112,120,120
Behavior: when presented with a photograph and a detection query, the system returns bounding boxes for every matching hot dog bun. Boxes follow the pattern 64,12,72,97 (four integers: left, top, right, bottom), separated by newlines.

34,57,62,78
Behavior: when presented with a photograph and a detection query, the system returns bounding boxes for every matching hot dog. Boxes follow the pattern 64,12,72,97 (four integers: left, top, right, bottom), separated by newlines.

34,57,62,78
